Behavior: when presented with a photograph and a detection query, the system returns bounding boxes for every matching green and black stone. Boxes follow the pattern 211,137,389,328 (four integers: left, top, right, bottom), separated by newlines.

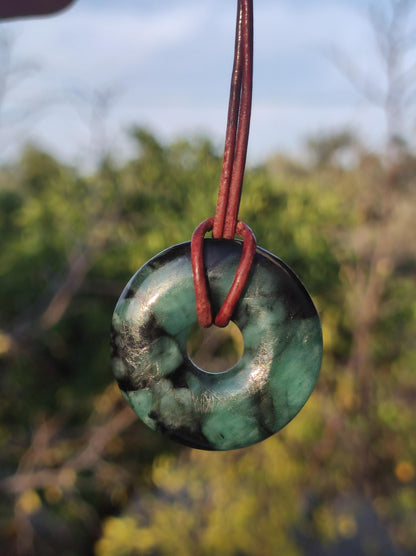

111,239,323,451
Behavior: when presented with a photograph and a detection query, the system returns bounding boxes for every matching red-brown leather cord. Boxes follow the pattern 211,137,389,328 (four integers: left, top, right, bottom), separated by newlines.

214,0,253,240
191,0,255,328
192,218,256,328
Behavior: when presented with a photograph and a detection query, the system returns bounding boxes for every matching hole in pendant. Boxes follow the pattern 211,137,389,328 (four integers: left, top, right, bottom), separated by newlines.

187,321,244,374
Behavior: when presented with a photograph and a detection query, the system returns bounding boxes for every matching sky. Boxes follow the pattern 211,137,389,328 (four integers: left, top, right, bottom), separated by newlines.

1,0,415,168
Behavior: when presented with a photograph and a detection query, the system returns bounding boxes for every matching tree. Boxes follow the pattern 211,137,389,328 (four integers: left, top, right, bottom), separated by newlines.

0,2,415,553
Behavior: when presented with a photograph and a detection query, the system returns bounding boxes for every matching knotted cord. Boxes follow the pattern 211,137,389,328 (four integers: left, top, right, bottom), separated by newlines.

191,0,256,328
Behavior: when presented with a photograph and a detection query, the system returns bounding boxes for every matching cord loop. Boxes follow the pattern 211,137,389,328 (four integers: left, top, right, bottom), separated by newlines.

192,0,255,327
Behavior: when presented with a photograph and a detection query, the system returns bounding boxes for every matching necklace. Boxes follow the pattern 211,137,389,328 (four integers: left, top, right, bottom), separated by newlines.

111,0,322,451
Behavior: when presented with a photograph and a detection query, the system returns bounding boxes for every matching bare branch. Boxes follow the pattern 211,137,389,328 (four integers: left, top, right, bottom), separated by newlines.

325,45,384,105
0,405,137,495
68,406,137,471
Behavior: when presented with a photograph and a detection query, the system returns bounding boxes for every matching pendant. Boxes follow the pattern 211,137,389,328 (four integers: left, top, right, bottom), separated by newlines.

111,239,322,451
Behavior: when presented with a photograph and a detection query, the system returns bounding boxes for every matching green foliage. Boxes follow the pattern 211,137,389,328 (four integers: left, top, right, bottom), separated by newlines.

96,438,303,556
0,129,415,555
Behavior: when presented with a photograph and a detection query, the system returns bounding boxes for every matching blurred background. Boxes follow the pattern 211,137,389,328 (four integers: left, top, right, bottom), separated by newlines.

0,0,415,554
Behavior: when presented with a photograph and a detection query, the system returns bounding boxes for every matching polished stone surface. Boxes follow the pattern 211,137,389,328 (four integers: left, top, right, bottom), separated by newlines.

111,239,322,451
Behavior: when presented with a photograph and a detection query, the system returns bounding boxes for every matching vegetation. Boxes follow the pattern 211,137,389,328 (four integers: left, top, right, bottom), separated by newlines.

0,125,415,555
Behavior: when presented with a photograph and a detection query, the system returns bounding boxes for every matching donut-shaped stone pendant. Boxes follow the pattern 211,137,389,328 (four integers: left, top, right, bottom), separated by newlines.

111,239,322,451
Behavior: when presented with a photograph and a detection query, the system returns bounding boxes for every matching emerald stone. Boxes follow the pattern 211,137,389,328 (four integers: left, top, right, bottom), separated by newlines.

111,239,322,451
